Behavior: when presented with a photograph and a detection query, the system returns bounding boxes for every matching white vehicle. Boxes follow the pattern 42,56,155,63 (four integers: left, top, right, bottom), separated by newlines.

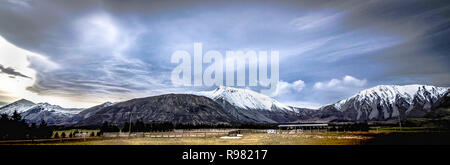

267,129,276,134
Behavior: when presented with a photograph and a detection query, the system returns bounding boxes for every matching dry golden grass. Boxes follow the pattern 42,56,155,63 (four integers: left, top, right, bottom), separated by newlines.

43,132,373,145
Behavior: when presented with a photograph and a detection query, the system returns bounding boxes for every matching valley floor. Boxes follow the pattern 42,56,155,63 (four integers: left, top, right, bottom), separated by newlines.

29,132,366,145
28,130,450,145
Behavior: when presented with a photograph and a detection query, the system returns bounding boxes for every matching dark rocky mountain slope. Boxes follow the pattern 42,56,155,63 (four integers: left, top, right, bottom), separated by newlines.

77,94,238,126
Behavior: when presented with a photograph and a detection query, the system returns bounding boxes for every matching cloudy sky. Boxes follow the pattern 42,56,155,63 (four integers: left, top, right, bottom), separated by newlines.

0,0,449,108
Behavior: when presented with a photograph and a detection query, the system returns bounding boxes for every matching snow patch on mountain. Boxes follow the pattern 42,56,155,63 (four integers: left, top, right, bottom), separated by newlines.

0,99,83,124
30,103,82,115
333,84,448,111
0,99,36,115
197,86,294,112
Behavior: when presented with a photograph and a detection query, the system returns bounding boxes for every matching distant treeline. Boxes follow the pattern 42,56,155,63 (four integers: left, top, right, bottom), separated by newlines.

373,119,450,130
175,123,278,129
328,122,370,131
331,117,450,129
97,120,278,133
0,111,53,140
99,120,175,133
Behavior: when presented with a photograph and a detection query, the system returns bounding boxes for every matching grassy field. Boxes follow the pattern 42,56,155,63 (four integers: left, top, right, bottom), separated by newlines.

40,132,374,145
13,127,448,145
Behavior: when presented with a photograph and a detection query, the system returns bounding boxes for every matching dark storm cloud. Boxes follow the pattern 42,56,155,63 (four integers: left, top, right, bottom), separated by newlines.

0,64,30,78
370,34,450,86
0,0,170,99
274,0,450,105
0,0,449,107
355,0,450,86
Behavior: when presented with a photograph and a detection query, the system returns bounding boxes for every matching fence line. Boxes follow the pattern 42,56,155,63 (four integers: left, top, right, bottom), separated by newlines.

103,130,232,138
0,128,313,144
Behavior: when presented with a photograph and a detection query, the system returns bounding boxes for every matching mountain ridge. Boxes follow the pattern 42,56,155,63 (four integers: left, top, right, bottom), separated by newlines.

315,84,449,121
1,84,448,125
0,99,82,124
76,94,238,126
196,86,301,123
198,86,294,112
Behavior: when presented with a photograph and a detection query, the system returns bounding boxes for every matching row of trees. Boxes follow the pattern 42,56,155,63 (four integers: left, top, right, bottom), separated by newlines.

98,120,278,133
99,120,175,133
174,123,233,129
122,120,174,132
53,131,100,138
328,122,370,131
0,111,52,140
99,121,121,133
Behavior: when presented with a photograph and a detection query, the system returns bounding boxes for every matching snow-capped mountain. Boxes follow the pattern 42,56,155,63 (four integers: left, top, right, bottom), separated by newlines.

64,102,115,125
77,101,114,119
316,84,449,121
2,84,447,125
197,86,301,123
199,86,293,111
0,99,36,115
0,99,82,124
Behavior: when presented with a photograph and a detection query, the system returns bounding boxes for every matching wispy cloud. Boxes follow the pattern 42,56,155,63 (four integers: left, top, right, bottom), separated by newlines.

0,64,30,78
289,11,345,31
313,75,367,92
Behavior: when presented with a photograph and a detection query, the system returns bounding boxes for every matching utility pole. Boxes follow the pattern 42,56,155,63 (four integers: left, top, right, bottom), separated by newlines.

128,112,133,135
397,111,402,131
129,107,138,136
